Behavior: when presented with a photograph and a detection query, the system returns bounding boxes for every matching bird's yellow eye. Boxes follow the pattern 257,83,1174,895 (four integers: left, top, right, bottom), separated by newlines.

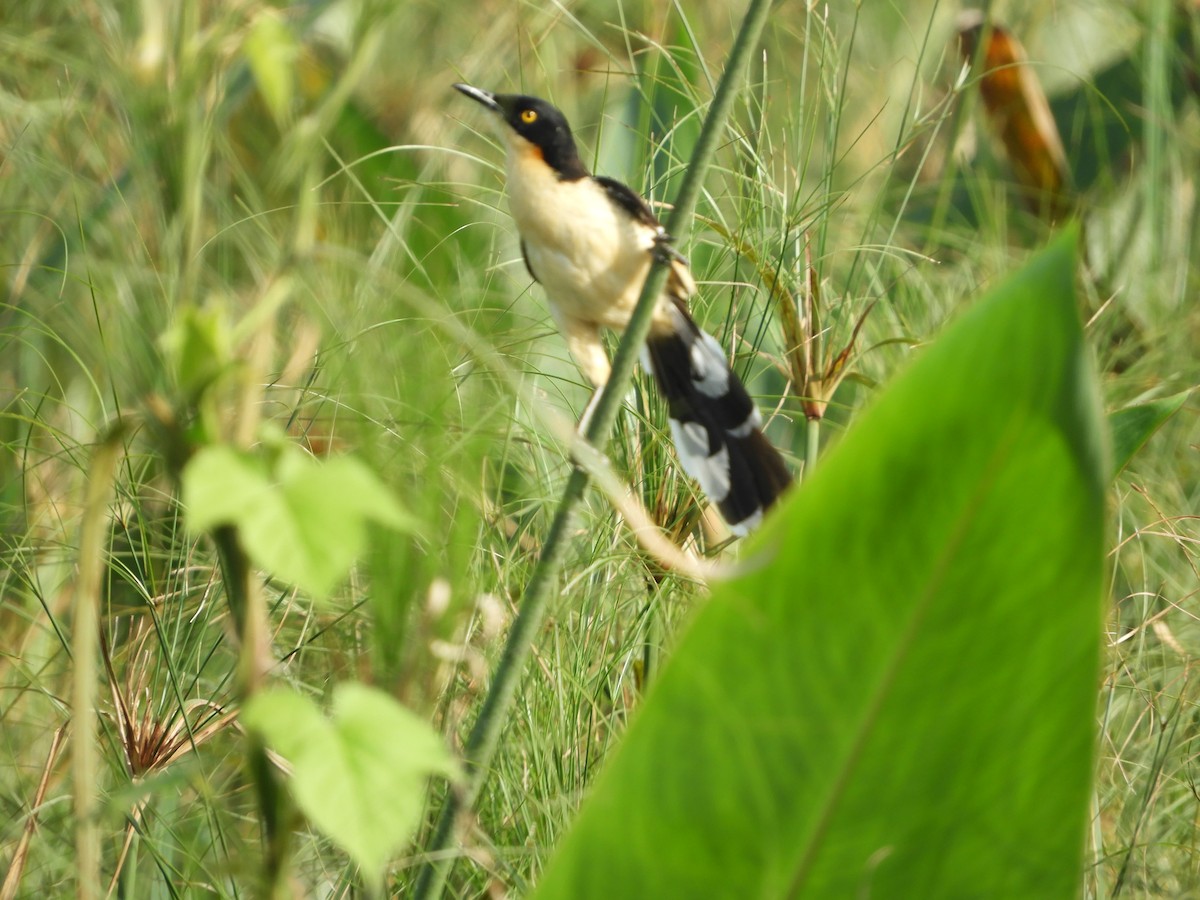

520,108,538,124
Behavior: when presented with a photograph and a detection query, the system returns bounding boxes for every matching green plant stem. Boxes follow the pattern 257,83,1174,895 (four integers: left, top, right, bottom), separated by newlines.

211,525,292,898
410,0,775,896
71,423,126,900
805,416,820,477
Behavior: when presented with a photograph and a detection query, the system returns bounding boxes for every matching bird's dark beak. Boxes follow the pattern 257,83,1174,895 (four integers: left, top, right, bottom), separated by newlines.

453,83,501,113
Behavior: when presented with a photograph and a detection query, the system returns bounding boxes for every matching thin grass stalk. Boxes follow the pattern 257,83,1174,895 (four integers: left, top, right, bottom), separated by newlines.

71,423,127,900
1143,0,1171,270
1,727,66,900
410,0,776,895
925,0,995,253
210,522,292,898
805,417,820,477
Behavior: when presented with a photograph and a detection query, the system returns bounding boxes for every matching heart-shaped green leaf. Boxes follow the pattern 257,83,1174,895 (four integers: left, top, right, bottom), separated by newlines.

242,683,459,879
183,444,418,598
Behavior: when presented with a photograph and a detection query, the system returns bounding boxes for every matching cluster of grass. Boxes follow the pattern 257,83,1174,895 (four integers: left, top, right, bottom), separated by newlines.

1,0,1197,896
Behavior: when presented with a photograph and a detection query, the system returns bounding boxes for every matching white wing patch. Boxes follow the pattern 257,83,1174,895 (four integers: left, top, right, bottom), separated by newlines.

689,331,731,399
638,342,653,375
728,508,763,537
672,420,710,457
669,419,732,502
728,406,763,439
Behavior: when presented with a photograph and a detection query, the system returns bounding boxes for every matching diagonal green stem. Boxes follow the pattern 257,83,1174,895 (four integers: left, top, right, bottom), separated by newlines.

411,1,775,896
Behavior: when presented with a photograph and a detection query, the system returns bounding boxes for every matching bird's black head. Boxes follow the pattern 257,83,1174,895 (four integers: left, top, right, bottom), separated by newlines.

453,83,588,180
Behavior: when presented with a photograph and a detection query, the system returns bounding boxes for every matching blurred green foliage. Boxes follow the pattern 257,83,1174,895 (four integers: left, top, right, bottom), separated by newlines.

0,0,1197,896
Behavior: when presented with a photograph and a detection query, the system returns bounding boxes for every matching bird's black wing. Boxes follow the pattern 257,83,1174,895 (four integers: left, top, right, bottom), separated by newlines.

593,175,662,230
594,174,691,276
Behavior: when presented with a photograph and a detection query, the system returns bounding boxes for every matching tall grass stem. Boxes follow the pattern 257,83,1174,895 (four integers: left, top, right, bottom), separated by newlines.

71,424,126,900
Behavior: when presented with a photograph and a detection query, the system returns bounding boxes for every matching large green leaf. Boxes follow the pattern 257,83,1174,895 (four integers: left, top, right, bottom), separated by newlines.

242,683,459,880
532,229,1107,898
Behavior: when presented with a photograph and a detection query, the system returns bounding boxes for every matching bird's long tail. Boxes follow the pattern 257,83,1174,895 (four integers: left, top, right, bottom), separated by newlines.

642,304,792,535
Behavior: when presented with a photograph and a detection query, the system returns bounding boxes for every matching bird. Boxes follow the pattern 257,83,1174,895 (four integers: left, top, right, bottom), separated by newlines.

453,83,791,536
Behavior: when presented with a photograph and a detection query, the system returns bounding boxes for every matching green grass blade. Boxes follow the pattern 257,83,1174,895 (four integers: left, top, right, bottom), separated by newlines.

1108,390,1191,477
531,228,1107,898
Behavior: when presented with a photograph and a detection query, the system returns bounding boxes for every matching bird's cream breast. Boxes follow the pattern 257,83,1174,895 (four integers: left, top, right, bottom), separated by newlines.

505,147,656,329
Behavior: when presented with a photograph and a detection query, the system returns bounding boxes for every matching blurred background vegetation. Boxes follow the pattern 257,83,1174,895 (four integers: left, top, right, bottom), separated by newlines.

1,0,1197,896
